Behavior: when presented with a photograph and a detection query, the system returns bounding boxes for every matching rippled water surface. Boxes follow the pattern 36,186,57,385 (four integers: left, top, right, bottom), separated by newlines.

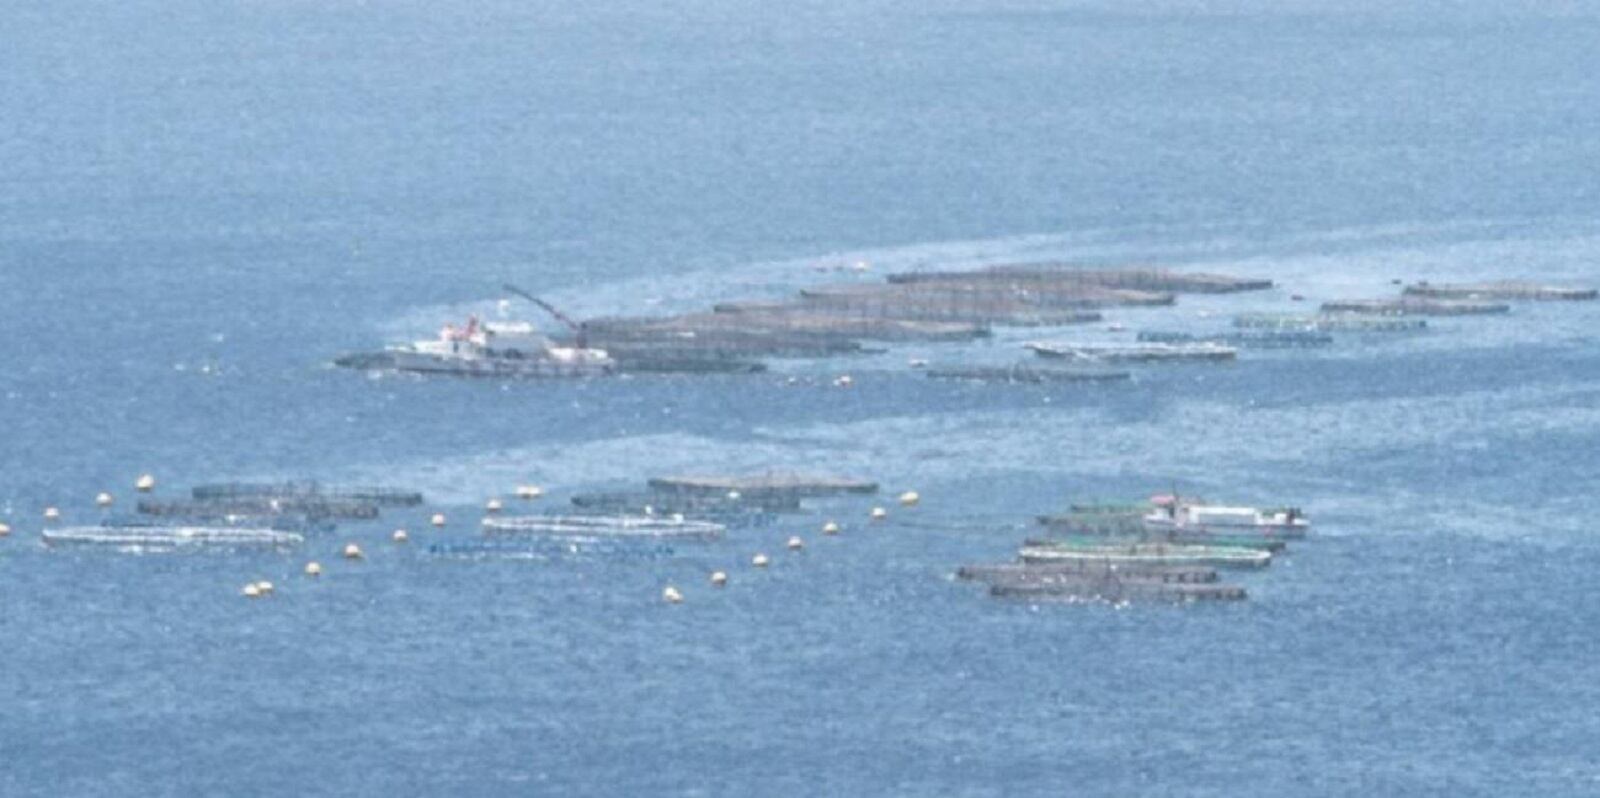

5,1,1600,795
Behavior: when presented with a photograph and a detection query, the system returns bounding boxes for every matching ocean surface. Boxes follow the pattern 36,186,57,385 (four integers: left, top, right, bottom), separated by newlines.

5,1,1600,794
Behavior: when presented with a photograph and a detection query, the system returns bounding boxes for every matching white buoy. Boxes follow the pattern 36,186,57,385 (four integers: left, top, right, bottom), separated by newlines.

822,521,840,536
135,474,156,492
0,522,11,537
726,490,742,501
787,536,804,551
752,553,770,568
343,543,364,560
515,484,544,500
242,583,261,598
710,571,728,587
662,585,684,604
431,513,446,527
852,260,871,272
834,374,854,387
304,561,323,577
256,580,274,596
870,506,888,521
392,529,409,544
95,492,115,508
43,507,60,522
899,491,920,507
485,498,503,513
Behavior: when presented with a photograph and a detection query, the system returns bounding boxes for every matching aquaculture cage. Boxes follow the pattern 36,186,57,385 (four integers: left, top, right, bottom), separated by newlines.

190,481,423,506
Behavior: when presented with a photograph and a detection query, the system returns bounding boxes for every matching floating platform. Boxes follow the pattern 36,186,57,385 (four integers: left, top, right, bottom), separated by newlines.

1319,298,1510,316
648,473,879,498
42,525,304,549
1232,313,1427,332
1018,541,1272,569
480,514,726,540
989,579,1247,603
888,265,1273,293
191,481,423,506
956,561,1219,584
1026,341,1238,363
925,365,1131,384
1136,330,1334,349
1403,281,1596,301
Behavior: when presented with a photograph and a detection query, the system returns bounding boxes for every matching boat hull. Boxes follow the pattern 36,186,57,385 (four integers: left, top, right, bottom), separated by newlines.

336,350,614,379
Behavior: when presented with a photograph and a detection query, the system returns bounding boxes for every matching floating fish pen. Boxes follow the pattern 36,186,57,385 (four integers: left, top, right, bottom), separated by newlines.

730,284,1105,326
1026,341,1238,363
648,473,879,499
889,265,1273,294
583,330,871,359
1232,313,1427,332
1136,330,1334,349
1319,298,1510,316
989,579,1247,603
1028,532,1286,553
607,354,768,374
956,561,1220,584
42,525,304,549
1065,502,1151,515
113,513,333,533
481,514,726,541
1036,513,1146,534
925,365,1132,384
569,490,803,514
139,498,379,520
190,481,423,507
669,306,991,342
1018,541,1272,569
428,540,677,558
799,281,1174,309
1036,514,1288,550
1403,281,1597,301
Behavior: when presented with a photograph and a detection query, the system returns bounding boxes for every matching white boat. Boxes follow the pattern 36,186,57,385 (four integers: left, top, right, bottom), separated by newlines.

480,514,725,540
1143,497,1309,539
42,525,304,549
336,316,615,378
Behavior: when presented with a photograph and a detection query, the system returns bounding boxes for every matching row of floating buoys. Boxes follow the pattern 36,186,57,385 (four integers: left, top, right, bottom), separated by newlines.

663,490,922,603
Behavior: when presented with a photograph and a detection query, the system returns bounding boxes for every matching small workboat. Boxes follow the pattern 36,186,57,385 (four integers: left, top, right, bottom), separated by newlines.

1143,496,1309,539
336,316,615,379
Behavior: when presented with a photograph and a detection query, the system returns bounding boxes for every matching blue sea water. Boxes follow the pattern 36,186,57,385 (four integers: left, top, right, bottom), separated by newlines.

5,1,1600,794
